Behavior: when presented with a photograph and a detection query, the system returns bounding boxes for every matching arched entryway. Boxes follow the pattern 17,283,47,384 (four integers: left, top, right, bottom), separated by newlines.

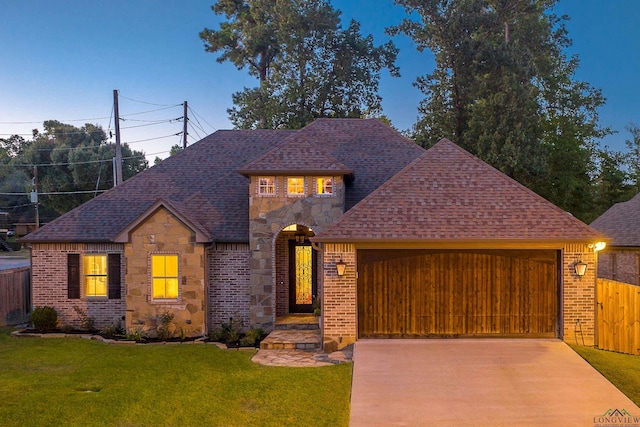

275,224,318,315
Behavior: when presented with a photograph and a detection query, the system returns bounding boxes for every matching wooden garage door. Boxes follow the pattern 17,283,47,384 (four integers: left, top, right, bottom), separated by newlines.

357,250,558,338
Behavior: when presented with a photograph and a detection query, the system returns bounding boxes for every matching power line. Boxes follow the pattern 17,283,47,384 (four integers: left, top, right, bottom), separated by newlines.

118,94,177,107
188,105,217,133
0,116,111,125
0,190,108,196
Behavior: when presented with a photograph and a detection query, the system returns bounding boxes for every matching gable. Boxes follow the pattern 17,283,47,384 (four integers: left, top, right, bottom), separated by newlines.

314,139,606,243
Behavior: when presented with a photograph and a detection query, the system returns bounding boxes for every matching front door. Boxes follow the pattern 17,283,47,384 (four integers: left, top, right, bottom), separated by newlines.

289,241,317,313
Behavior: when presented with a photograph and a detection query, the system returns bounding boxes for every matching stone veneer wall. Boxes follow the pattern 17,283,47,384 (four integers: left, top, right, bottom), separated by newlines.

321,243,599,348
248,175,345,329
31,242,125,329
597,249,639,285
321,243,357,350
562,244,597,346
124,208,206,337
208,243,250,330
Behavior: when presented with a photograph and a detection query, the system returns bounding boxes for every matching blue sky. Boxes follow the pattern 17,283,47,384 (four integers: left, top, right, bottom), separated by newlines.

1,0,638,161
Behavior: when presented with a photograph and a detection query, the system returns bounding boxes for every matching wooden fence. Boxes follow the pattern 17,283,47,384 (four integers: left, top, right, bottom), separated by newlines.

596,278,640,355
0,267,31,326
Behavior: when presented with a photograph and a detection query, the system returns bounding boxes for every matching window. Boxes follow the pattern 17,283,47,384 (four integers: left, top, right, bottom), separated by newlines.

68,253,121,300
152,255,179,299
84,254,107,297
258,177,275,195
287,177,305,196
316,177,333,195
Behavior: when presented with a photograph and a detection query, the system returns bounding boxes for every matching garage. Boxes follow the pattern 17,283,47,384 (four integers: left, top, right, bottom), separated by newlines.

357,249,559,338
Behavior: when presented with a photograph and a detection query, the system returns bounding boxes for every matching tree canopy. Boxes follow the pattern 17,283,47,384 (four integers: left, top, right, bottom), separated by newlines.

389,0,613,222
201,0,398,129
0,121,147,224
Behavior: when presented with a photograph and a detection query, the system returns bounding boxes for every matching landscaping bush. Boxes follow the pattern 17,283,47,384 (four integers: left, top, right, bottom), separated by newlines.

30,306,58,331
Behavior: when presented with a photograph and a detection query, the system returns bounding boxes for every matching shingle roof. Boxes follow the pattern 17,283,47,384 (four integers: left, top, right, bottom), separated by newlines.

590,192,640,246
22,119,425,243
22,129,295,243
314,139,606,243
237,138,353,176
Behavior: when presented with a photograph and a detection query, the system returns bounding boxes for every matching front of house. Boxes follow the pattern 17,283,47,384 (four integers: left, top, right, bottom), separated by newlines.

23,119,607,348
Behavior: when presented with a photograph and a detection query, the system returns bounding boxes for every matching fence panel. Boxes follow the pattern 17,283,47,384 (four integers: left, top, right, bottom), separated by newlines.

0,267,31,326
597,278,640,355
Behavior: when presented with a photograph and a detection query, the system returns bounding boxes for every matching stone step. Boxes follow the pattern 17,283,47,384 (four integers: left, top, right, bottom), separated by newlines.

260,329,321,351
274,314,319,330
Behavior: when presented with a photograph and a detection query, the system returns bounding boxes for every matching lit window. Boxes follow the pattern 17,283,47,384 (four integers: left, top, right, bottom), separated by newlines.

152,255,179,299
316,177,333,195
287,177,305,195
283,224,297,232
258,177,275,195
84,254,107,297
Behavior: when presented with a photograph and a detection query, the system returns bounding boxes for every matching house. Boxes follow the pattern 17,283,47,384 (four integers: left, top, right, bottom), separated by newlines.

23,118,607,348
591,192,640,285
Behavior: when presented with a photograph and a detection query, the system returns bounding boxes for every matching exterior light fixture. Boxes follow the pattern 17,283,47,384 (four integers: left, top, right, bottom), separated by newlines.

594,242,606,252
336,258,347,276
295,233,306,243
574,260,587,277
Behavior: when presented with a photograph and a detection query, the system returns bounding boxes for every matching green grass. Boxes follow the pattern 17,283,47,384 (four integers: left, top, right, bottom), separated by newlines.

0,328,352,427
569,344,640,406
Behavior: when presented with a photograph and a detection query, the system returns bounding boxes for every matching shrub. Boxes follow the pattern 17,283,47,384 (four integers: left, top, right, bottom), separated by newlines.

73,306,95,331
157,311,174,341
239,328,265,347
101,322,125,338
31,306,58,331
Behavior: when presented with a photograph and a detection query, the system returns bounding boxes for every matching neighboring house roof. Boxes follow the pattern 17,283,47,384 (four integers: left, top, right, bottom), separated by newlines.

314,139,606,243
590,192,640,247
22,119,425,243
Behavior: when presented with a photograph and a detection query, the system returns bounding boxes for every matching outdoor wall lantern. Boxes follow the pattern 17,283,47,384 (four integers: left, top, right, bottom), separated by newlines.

336,258,347,277
295,233,306,243
574,260,588,277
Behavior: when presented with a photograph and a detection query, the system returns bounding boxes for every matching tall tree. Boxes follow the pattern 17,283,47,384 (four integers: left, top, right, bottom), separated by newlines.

624,122,640,194
390,0,609,221
201,0,398,129
592,147,632,220
3,121,148,220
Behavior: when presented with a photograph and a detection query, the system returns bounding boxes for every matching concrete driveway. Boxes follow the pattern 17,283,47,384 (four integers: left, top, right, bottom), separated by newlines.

350,339,640,426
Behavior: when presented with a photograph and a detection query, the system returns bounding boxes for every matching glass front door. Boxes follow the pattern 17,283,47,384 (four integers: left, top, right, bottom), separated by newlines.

289,241,316,313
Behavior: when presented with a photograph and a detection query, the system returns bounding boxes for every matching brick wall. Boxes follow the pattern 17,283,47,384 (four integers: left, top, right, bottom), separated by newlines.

31,242,125,329
562,244,596,346
597,249,639,285
322,243,357,349
208,243,250,330
124,207,206,337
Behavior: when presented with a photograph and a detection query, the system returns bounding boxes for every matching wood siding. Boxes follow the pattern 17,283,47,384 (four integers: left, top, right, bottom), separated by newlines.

596,278,640,355
357,250,558,338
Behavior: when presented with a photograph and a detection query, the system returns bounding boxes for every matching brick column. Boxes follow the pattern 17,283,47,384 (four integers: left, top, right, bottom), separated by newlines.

322,243,357,350
562,244,596,346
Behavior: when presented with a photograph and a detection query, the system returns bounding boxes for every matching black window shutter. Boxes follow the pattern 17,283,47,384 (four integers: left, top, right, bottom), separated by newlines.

108,253,121,299
67,254,80,299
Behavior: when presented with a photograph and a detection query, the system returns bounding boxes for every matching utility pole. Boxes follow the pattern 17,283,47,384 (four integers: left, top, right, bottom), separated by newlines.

113,89,123,186
183,101,188,150
32,165,39,229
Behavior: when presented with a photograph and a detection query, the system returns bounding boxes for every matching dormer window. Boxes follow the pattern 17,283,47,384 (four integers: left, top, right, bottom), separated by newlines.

258,177,275,195
316,177,333,195
287,177,305,196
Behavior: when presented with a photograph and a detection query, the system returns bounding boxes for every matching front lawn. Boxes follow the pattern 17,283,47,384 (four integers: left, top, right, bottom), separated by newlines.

0,328,351,427
569,344,640,406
